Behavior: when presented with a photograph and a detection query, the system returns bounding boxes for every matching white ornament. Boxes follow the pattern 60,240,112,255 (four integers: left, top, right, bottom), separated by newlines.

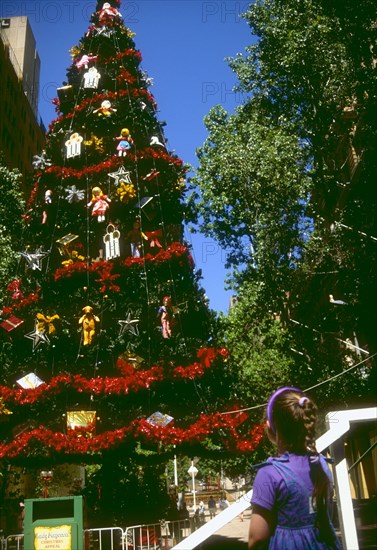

150,136,165,148
83,67,101,89
103,224,121,260
65,133,84,158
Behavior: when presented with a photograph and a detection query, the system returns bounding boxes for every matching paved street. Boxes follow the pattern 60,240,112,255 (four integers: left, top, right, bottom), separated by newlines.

199,509,250,549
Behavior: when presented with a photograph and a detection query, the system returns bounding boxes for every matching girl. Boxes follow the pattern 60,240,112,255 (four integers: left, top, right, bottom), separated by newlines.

248,386,342,550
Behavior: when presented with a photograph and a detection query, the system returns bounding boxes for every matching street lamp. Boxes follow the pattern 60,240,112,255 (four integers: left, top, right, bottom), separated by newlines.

187,461,198,511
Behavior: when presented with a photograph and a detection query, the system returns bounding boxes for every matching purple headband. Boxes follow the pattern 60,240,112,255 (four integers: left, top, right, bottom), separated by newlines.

266,386,301,434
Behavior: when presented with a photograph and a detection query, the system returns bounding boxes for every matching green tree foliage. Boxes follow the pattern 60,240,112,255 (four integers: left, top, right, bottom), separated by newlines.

190,0,376,413
0,154,26,305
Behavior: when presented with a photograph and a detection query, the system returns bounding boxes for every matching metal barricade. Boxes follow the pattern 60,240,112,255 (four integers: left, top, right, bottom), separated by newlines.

4,535,24,550
124,519,191,550
85,527,124,550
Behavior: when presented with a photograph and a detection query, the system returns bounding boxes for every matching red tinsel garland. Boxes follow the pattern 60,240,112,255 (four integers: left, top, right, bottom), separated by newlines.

54,243,192,283
51,88,155,127
42,148,182,184
0,414,264,460
1,244,191,318
0,348,228,406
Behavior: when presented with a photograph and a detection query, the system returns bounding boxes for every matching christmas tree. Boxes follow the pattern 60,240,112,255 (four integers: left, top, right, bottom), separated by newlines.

0,1,263,526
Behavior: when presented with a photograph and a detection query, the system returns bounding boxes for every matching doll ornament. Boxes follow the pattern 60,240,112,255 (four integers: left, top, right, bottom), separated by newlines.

115,128,133,156
87,187,111,222
158,296,174,338
125,218,148,257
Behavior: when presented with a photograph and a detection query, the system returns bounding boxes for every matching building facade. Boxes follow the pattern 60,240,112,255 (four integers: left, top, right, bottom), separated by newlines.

0,17,45,180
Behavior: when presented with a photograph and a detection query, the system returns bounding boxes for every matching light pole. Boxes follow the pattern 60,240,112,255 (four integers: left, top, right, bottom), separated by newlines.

188,461,198,511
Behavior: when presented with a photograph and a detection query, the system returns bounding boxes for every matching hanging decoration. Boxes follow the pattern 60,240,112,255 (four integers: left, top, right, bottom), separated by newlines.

115,128,133,156
116,181,136,203
19,248,49,271
84,134,104,154
158,296,174,339
79,306,100,346
98,2,122,20
24,320,51,351
57,85,74,104
108,165,131,186
87,187,111,223
92,26,114,38
145,229,163,250
61,250,85,267
150,136,165,148
93,100,117,117
65,132,84,158
125,219,148,258
83,67,101,89
0,398,12,418
56,234,79,256
117,350,144,372
329,294,348,305
41,190,53,225
0,315,24,333
32,150,52,171
146,411,173,427
118,311,139,337
142,169,160,182
75,54,98,70
36,313,60,335
16,373,44,389
64,185,85,203
67,411,96,433
103,224,121,260
134,197,157,221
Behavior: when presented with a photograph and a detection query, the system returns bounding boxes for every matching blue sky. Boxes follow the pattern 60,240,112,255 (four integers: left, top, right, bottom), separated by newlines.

2,0,254,312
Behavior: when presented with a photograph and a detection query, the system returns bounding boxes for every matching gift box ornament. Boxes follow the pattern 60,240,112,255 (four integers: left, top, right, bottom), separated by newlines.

146,411,173,427
67,411,96,432
16,372,44,389
134,196,158,221
119,350,144,369
0,315,24,332
57,85,74,103
56,234,79,256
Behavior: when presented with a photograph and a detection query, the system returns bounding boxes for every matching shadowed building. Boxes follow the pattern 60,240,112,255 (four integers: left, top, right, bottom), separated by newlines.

0,17,45,181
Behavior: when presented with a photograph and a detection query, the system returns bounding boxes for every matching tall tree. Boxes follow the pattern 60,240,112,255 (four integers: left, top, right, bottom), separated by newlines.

190,0,376,404
0,1,263,528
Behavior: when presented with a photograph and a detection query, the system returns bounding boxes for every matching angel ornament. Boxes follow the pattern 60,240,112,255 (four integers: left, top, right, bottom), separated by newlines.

93,100,117,117
87,187,111,223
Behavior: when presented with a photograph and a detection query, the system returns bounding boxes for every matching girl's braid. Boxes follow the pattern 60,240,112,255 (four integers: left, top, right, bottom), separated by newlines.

301,398,318,454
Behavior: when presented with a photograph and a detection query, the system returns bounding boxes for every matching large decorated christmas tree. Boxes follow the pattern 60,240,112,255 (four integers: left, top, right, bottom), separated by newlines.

0,0,263,526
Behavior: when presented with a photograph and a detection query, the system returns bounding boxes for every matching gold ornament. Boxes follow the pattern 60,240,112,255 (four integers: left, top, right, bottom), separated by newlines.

84,134,105,153
117,182,136,203
36,313,60,335
0,397,13,417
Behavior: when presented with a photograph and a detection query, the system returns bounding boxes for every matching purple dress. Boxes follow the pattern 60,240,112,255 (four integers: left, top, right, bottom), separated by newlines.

251,453,342,549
